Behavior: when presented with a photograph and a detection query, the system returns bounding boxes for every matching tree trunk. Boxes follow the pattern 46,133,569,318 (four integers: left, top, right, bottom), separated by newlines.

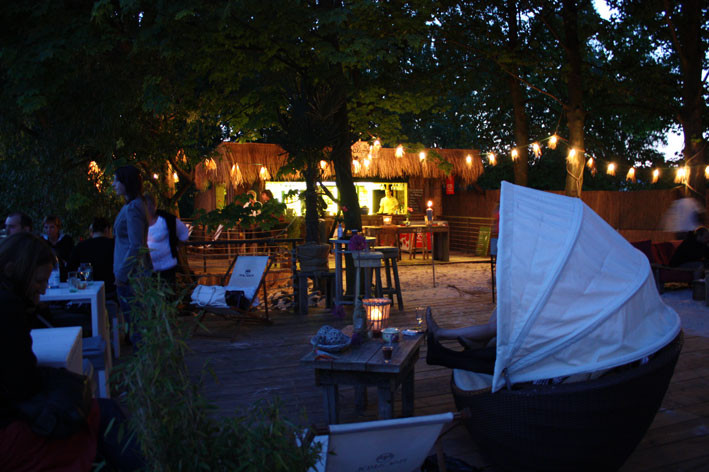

332,99,362,232
304,163,320,243
562,0,585,198
507,1,529,187
672,0,706,203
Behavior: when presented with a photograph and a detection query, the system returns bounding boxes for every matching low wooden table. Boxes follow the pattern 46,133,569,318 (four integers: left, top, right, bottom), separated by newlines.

301,332,424,424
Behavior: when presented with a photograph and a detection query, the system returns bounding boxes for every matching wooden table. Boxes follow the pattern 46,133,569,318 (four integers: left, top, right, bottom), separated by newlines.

40,281,112,398
301,332,424,424
363,224,450,262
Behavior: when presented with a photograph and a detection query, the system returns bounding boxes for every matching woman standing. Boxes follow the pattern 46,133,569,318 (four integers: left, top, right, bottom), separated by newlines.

112,166,151,342
0,233,142,470
144,193,189,287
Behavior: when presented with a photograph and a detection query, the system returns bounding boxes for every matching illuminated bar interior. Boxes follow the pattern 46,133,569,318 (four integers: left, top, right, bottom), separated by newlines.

264,181,408,216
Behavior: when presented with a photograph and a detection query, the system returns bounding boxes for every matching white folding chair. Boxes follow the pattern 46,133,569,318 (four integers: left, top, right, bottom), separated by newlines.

310,412,456,472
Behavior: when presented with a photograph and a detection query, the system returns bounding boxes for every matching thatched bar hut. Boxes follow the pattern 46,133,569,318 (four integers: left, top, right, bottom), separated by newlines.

193,142,483,218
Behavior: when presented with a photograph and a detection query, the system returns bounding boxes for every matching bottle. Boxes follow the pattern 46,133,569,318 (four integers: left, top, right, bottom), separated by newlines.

337,222,344,239
48,263,61,289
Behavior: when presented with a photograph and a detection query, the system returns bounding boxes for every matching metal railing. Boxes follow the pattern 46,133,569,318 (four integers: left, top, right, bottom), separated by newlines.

442,215,496,255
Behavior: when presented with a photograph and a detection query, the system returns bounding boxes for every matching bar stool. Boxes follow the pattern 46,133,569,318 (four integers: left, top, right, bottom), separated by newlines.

352,251,384,299
373,246,404,311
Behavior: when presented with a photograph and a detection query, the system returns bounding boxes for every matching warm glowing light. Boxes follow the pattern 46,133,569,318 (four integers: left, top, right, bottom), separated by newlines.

364,158,371,169
152,173,159,180
230,164,243,186
488,153,497,166
88,161,100,175
320,160,328,170
373,139,381,149
652,168,660,183
173,172,179,183
607,163,616,176
549,134,558,149
532,142,541,158
419,151,426,161
511,148,519,161
675,166,687,184
626,167,636,182
205,158,217,171
427,200,433,208
567,148,577,161
395,145,404,158
465,154,472,165
259,166,270,180
586,157,595,168
352,159,361,173
705,166,709,179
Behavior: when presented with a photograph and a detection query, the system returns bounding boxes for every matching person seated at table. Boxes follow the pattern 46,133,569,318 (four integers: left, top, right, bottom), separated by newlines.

378,188,399,215
0,232,143,471
4,211,32,236
260,189,274,204
43,215,74,279
669,226,709,279
144,193,189,287
68,217,116,298
425,307,497,374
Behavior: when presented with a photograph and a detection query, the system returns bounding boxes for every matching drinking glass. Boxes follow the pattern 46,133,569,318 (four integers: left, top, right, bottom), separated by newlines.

415,306,425,331
68,271,79,291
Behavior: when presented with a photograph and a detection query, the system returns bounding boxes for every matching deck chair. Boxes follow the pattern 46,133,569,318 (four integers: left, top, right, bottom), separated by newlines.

192,255,273,336
309,412,456,472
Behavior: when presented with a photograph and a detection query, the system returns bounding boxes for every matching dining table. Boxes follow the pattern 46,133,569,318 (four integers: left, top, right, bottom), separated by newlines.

363,222,450,262
40,281,112,398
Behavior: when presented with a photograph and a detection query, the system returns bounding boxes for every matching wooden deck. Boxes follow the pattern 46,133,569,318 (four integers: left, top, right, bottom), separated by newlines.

177,260,709,471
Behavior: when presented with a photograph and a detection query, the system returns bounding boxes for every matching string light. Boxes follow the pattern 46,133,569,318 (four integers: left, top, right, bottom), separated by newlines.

352,159,361,174
153,173,159,180
259,166,270,180
532,142,541,158
626,167,636,182
705,165,709,179
652,168,660,183
419,151,426,162
373,139,381,149
674,166,687,184
465,154,473,166
549,135,558,150
230,164,243,187
364,158,371,169
173,172,179,183
607,163,616,176
395,145,404,158
567,148,577,162
511,148,518,161
488,152,497,166
320,160,328,170
587,157,597,176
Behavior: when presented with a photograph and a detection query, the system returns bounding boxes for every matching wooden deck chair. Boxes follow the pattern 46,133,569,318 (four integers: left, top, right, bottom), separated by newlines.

309,412,458,472
192,255,273,337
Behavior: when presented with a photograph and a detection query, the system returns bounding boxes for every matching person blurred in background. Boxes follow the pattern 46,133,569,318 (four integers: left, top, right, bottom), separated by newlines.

68,218,115,299
4,212,32,236
112,166,151,344
260,189,273,203
662,190,704,240
42,216,74,280
144,193,189,287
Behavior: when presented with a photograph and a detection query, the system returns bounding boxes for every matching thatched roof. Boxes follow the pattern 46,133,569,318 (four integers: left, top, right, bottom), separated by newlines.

193,142,483,190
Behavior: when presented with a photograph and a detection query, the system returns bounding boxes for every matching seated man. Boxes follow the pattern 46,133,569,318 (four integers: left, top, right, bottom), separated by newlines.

669,226,709,279
426,308,497,374
43,215,74,279
4,212,32,236
68,217,116,298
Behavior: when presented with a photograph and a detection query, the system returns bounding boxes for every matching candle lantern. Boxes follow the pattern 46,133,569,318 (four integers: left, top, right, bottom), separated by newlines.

383,215,392,225
363,298,392,338
426,200,434,224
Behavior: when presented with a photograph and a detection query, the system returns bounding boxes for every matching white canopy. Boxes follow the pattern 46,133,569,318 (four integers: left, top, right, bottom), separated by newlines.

492,182,680,392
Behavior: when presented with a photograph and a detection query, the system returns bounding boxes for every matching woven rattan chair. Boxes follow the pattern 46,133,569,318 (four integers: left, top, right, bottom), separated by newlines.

451,331,683,472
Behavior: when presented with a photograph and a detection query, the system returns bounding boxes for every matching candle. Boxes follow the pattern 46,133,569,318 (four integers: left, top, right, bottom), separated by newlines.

370,306,383,336
426,200,433,224
383,215,392,225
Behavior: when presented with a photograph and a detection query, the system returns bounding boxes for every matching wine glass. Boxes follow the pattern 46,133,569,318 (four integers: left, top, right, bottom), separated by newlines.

79,262,93,283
